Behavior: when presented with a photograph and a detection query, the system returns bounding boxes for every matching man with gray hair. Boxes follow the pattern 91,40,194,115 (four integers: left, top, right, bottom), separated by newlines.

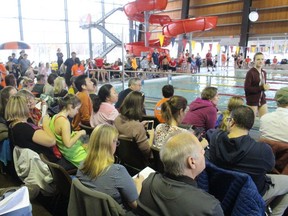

115,77,142,109
137,132,223,216
260,87,288,143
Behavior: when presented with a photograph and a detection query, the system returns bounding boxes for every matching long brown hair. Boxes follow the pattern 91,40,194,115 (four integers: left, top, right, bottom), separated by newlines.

161,95,187,125
119,91,144,121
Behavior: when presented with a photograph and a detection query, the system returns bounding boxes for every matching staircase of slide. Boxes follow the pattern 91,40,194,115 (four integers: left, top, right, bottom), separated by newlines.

123,0,218,56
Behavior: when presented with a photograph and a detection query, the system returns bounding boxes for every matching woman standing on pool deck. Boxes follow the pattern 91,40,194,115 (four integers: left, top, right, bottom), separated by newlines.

244,52,270,117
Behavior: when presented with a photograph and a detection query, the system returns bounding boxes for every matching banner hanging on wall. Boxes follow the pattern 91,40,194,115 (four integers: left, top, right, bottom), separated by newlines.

191,40,196,50
158,34,165,47
209,43,213,51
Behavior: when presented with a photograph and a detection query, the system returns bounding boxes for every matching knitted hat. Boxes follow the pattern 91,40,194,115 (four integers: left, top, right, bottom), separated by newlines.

275,87,288,105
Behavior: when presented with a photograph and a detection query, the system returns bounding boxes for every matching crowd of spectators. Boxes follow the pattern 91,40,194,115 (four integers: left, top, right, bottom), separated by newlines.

0,50,287,216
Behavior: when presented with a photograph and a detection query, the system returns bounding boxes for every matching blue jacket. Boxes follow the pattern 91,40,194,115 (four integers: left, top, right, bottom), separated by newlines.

197,161,266,216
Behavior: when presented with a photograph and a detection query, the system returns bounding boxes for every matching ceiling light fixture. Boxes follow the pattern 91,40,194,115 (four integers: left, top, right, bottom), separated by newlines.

249,11,259,22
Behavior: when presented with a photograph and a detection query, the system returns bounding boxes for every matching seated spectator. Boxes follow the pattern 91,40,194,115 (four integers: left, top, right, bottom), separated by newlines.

6,95,75,171
43,72,58,97
154,85,174,123
68,76,78,95
0,86,17,143
24,68,35,80
154,95,208,149
89,78,97,102
49,94,87,167
20,77,34,92
77,124,143,210
260,87,288,143
0,86,17,119
183,86,219,131
209,105,288,215
17,89,42,126
53,77,68,97
0,58,9,87
4,74,17,88
94,57,106,82
90,84,119,127
32,74,46,97
169,57,177,72
216,96,244,131
137,132,224,216
115,78,142,109
72,75,93,130
114,91,153,159
154,95,188,148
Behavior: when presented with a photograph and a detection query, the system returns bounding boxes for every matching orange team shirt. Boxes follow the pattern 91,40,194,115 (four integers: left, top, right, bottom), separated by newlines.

154,98,169,123
0,64,7,87
72,91,92,131
71,64,85,77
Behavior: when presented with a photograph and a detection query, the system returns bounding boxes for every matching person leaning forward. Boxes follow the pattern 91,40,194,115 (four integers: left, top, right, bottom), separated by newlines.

136,132,224,216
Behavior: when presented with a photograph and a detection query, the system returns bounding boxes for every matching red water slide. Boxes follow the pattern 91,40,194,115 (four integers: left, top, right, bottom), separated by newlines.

123,0,217,56
162,16,218,37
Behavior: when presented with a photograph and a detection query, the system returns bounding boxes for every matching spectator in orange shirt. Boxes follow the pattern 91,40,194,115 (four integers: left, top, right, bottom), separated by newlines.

72,75,93,131
154,85,174,123
71,58,85,77
0,59,7,88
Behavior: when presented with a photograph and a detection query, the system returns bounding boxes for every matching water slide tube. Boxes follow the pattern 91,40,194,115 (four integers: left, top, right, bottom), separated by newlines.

162,16,218,37
123,0,217,56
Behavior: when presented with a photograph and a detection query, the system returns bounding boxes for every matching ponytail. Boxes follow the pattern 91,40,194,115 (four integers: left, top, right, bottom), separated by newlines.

92,95,102,113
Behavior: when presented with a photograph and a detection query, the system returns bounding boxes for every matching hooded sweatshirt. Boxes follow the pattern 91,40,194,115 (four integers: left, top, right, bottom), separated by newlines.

182,97,217,131
209,130,275,196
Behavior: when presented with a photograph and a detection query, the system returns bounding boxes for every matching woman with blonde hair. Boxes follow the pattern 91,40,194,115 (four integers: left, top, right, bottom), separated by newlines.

17,89,42,126
49,94,87,167
6,95,56,162
53,76,67,97
21,77,34,92
217,96,244,131
6,95,75,170
77,124,142,209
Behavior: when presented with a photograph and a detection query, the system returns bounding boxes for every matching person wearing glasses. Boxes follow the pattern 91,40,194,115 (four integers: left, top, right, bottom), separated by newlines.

216,96,244,131
209,105,288,216
137,132,223,216
77,124,143,210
